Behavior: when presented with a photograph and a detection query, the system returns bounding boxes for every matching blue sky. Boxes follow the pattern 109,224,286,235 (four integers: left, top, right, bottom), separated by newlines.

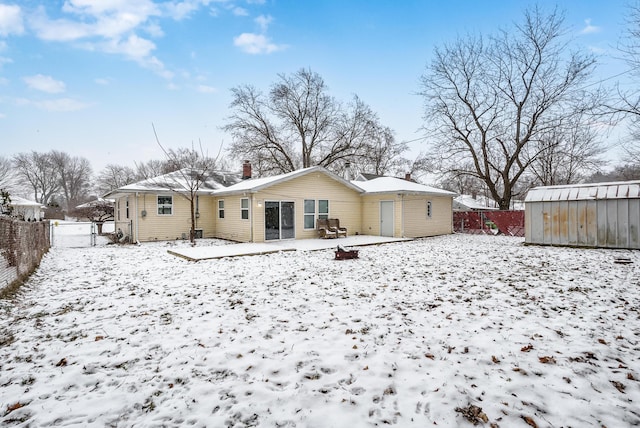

0,0,632,174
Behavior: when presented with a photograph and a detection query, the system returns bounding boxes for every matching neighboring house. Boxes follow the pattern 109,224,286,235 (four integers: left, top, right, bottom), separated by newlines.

525,180,640,249
105,164,456,243
9,196,46,221
453,195,500,212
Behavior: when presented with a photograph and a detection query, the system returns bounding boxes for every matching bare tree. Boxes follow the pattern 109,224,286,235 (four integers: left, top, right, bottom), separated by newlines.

73,199,114,234
152,126,223,245
0,156,16,191
348,126,408,176
420,6,598,209
13,151,61,205
613,1,640,163
96,164,137,195
135,159,175,180
224,68,387,175
528,113,606,186
50,151,93,210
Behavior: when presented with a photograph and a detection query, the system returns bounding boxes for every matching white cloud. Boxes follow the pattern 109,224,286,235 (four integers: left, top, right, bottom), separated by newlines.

0,56,12,68
0,77,8,85
164,0,215,20
197,84,217,93
0,40,7,51
23,74,66,94
102,34,156,59
232,7,248,17
254,14,272,32
0,4,24,36
94,77,111,85
16,97,90,112
233,33,286,54
580,19,601,35
0,112,5,119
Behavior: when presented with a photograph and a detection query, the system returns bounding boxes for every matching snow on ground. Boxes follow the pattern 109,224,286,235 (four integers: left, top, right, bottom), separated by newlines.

0,234,639,427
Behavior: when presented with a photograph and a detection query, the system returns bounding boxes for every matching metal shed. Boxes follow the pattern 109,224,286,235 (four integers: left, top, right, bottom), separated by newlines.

524,181,640,249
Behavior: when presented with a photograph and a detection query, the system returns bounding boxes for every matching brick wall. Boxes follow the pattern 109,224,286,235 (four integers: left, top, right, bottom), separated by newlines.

0,216,50,294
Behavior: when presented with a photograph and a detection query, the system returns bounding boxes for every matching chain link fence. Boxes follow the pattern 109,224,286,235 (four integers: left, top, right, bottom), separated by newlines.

0,217,50,296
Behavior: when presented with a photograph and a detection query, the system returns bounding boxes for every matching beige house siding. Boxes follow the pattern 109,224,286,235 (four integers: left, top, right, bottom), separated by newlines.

115,193,217,242
361,194,396,236
403,195,453,237
216,172,363,243
360,194,453,238
212,195,253,242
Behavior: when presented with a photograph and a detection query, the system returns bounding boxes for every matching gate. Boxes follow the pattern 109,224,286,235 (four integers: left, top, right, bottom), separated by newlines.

50,221,98,248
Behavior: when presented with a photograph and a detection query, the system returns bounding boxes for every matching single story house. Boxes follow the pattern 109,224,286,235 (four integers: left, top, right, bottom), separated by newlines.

9,196,46,221
105,164,456,243
525,180,640,249
453,195,500,212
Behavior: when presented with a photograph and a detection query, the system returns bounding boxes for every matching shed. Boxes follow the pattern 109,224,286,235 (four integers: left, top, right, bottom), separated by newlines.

524,181,640,249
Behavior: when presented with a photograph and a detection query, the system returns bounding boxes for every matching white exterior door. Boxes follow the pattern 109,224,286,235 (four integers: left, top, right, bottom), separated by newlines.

380,201,394,237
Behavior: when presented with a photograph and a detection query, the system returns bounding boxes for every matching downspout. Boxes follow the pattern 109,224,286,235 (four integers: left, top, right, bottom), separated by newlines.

135,192,140,244
401,194,405,238
250,193,254,243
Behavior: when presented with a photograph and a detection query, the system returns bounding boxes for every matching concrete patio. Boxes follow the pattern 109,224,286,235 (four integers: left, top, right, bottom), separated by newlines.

167,235,411,261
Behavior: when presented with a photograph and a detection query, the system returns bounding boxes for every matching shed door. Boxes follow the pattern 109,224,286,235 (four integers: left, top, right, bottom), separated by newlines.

380,201,394,237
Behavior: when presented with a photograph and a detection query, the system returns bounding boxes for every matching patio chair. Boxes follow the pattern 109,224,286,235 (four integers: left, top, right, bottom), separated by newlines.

328,218,347,237
317,218,337,238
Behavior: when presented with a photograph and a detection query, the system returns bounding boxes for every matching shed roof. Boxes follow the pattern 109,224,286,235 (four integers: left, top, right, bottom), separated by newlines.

525,180,640,202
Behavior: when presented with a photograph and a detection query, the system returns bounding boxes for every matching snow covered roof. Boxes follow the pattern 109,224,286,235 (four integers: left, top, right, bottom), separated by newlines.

525,180,640,202
453,195,499,211
104,169,242,198
352,176,456,197
213,166,363,196
76,198,114,209
9,196,45,208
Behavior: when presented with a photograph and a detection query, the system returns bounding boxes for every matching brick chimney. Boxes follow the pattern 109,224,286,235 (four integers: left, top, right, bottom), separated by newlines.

242,160,252,179
405,172,412,181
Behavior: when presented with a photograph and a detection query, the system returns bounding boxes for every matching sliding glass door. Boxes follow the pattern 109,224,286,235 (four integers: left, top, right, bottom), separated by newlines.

265,201,295,240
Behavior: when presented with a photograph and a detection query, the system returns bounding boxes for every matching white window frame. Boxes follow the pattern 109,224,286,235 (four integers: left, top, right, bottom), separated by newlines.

303,199,329,229
318,199,329,220
218,200,225,219
125,198,129,219
157,195,173,216
427,200,432,219
241,198,249,220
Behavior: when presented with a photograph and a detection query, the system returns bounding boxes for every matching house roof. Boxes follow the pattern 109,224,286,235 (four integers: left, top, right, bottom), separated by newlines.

9,196,46,208
76,198,114,209
453,195,499,211
525,180,640,203
104,168,242,198
212,166,364,196
352,176,456,197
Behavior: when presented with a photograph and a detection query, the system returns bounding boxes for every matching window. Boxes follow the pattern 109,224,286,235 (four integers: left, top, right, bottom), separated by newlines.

218,200,225,219
303,199,329,229
427,200,432,218
318,199,329,219
241,198,249,220
304,199,315,229
125,198,129,219
158,195,173,215
117,200,121,221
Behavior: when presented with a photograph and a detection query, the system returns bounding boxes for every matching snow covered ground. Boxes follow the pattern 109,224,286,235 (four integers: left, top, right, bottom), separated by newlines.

0,234,639,427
